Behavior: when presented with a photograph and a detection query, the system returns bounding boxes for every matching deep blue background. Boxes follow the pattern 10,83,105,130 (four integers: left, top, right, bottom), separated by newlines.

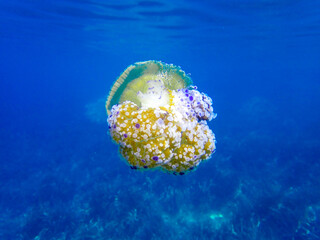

0,0,319,239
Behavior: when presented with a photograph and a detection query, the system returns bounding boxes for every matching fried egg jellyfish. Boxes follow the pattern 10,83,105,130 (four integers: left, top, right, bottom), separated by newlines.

106,61,216,174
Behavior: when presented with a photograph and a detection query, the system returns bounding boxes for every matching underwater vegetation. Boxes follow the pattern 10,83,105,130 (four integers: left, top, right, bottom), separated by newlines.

0,95,319,240
106,61,216,174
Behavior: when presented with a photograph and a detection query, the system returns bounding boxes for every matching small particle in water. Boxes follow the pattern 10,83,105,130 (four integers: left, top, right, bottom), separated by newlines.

113,124,117,129
152,156,159,161
135,123,140,129
123,133,128,138
189,96,193,101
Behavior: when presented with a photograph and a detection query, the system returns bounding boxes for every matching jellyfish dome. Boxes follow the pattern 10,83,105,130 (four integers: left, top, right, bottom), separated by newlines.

106,60,216,174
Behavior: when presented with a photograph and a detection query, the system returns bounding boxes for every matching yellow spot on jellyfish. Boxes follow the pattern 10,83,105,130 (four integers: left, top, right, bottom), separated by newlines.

106,60,216,174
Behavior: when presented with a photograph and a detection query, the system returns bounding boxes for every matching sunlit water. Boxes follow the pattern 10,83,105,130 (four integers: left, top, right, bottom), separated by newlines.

0,1,319,239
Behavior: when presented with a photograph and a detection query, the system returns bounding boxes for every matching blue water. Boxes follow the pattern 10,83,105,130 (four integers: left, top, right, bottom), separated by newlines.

1,0,320,239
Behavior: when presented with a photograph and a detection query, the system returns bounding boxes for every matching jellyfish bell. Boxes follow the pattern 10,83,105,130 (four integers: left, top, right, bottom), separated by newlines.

106,60,192,115
106,61,216,174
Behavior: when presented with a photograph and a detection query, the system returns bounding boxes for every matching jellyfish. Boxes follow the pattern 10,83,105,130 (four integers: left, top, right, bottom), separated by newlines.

106,60,216,174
